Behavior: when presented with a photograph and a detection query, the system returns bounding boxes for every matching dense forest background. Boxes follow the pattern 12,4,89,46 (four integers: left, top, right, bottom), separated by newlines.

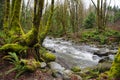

0,0,120,80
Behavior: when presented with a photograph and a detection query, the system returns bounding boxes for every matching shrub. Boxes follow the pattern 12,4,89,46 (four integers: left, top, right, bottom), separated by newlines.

83,12,95,29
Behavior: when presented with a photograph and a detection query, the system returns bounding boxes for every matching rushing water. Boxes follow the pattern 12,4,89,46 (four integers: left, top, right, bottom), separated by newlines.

43,37,115,68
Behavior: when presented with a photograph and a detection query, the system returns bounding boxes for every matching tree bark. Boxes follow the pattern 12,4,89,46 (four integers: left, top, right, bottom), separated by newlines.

3,0,10,33
0,0,4,29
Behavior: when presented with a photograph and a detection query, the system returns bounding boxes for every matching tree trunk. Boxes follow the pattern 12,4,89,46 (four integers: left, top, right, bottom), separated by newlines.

3,0,10,33
0,0,4,29
0,0,55,62
10,0,24,37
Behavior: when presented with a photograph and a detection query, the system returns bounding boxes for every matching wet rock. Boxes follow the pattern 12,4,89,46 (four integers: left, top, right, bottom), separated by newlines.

49,62,65,71
94,48,109,57
108,55,114,61
52,70,64,78
64,70,73,76
99,57,110,63
108,50,118,54
40,62,47,68
92,55,100,60
63,70,73,80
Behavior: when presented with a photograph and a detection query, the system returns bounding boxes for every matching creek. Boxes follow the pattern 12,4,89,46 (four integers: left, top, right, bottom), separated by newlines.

43,37,117,69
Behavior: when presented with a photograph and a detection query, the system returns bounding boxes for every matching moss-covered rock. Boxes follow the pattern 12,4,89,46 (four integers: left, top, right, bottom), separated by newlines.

71,66,81,72
43,52,56,62
0,43,28,52
109,48,120,79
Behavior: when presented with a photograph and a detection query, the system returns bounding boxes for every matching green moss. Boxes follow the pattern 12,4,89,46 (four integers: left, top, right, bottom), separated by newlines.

109,48,120,79
71,66,81,72
20,59,41,71
43,52,56,62
0,43,28,52
20,27,39,46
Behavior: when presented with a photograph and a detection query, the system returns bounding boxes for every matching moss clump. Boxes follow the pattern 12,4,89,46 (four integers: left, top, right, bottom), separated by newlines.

21,28,37,46
0,43,28,52
43,52,56,62
109,48,120,79
71,66,81,72
20,59,41,71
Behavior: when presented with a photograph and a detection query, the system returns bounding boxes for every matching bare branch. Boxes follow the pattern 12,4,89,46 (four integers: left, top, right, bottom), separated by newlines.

91,0,97,9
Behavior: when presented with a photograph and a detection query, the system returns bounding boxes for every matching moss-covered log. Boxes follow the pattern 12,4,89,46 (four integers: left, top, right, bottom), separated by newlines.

109,48,120,79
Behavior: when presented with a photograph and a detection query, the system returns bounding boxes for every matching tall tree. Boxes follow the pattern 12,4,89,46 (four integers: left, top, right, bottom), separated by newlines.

91,0,111,32
3,0,10,32
0,0,4,29
0,0,55,61
68,0,84,33
10,0,24,37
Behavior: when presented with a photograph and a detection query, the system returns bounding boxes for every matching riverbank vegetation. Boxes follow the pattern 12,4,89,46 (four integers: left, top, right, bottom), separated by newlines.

0,0,120,80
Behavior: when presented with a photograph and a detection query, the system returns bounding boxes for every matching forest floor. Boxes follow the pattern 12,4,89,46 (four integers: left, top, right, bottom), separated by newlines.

0,59,60,80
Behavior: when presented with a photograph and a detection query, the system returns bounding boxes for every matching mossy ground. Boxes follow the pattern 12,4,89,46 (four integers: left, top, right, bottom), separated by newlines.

63,28,120,45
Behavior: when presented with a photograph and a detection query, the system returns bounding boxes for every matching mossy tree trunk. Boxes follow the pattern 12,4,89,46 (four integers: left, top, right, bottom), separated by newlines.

10,0,24,38
91,0,110,32
0,0,55,62
0,0,4,29
3,0,10,33
39,0,54,45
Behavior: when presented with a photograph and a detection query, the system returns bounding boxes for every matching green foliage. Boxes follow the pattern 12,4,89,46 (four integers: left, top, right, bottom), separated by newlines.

71,66,81,72
83,12,95,29
20,59,41,71
81,29,120,44
0,30,13,44
109,48,120,79
3,52,20,66
3,52,41,79
0,43,28,52
114,11,120,22
3,52,26,78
